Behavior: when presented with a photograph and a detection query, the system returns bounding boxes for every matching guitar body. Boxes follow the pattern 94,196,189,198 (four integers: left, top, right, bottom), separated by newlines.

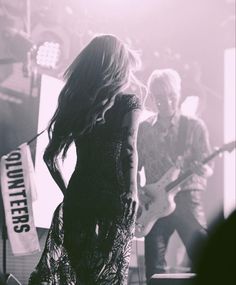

135,166,181,238
135,140,236,238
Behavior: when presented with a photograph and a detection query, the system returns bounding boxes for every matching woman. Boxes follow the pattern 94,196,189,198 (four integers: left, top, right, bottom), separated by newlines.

28,34,144,285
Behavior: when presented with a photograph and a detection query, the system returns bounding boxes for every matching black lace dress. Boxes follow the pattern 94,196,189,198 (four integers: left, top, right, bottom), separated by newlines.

28,94,141,285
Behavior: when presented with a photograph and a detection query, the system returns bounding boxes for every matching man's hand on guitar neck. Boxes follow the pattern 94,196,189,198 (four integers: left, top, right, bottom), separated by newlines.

190,161,213,177
175,155,213,177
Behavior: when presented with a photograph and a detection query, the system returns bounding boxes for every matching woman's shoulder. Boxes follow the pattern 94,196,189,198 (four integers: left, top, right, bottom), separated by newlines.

116,93,141,112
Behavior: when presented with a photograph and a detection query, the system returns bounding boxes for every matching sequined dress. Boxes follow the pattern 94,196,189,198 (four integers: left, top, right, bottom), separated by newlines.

28,94,141,285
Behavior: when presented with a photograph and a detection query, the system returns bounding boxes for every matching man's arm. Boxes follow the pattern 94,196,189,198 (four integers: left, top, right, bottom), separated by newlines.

191,119,214,177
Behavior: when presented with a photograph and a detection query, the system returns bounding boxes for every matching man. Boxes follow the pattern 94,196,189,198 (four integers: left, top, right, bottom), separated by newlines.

137,69,213,282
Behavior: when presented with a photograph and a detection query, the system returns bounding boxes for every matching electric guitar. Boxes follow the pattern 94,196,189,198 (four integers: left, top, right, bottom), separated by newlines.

135,140,236,238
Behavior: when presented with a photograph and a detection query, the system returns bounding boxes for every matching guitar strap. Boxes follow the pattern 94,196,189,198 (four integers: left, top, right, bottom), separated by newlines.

176,115,189,157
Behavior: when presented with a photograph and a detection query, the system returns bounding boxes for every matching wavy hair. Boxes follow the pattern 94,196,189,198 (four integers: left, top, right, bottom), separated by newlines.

44,34,144,171
147,68,181,96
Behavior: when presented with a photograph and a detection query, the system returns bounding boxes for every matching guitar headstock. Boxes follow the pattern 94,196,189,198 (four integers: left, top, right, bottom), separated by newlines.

220,140,236,153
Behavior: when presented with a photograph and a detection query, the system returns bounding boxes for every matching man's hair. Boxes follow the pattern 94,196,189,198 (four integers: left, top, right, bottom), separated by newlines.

147,68,181,95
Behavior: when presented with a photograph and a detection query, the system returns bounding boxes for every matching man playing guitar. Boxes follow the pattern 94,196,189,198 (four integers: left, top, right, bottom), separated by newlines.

137,69,213,282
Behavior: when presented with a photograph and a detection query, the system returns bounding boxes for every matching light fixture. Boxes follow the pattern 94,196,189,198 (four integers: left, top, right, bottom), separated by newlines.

35,40,61,69
30,23,71,76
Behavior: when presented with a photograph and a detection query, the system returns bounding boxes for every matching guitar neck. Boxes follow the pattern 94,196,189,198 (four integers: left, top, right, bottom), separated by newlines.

165,149,221,192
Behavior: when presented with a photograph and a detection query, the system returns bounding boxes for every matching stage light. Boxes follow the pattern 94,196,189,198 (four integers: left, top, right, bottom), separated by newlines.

36,41,61,69
30,23,71,76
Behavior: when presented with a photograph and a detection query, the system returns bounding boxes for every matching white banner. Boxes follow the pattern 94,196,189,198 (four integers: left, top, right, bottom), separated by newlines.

0,143,40,256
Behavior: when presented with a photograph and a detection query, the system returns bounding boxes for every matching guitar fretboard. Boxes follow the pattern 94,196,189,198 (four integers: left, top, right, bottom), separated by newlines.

165,148,222,192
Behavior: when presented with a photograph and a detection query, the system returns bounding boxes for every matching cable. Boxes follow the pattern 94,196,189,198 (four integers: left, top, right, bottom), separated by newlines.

27,128,46,145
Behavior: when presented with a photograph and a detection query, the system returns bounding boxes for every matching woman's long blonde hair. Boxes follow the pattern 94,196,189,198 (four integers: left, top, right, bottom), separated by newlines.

44,34,144,170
